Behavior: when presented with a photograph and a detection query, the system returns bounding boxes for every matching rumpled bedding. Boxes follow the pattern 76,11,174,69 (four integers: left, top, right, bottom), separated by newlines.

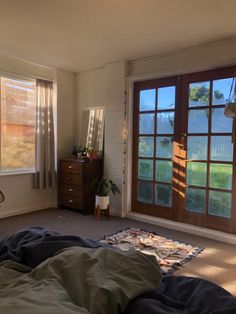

0,246,161,314
0,227,236,314
123,275,236,314
0,227,106,267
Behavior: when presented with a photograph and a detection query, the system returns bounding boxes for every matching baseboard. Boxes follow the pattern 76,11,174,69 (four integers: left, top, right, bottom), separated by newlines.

127,211,236,245
0,203,57,219
110,209,123,218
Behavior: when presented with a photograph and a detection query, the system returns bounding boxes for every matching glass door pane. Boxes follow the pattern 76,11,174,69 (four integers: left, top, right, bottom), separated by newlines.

184,76,234,220
134,80,177,218
155,86,175,208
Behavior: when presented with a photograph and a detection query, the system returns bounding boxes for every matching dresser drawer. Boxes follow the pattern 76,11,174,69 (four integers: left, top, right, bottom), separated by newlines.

60,195,84,209
60,184,83,197
60,173,83,186
60,160,83,174
59,158,102,214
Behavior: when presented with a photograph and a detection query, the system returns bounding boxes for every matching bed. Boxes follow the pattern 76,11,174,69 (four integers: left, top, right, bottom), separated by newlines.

0,227,235,314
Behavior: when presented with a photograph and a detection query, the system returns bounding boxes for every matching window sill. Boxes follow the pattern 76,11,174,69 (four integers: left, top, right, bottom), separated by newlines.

0,170,35,177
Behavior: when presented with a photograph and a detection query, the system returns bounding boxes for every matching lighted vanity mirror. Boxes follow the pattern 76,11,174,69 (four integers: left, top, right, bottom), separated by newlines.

81,107,105,154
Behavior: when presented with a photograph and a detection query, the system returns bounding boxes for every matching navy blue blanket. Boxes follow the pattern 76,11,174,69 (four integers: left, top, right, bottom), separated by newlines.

0,227,235,314
124,275,236,314
0,226,106,267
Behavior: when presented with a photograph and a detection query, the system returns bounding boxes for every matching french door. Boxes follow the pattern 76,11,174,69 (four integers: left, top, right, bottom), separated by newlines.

132,66,236,233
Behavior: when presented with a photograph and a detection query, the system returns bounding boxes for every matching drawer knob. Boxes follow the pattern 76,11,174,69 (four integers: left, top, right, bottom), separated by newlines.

69,199,73,203
66,177,70,181
68,165,72,169
69,188,73,192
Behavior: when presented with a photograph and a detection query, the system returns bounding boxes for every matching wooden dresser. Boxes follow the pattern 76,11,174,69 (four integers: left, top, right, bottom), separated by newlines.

59,158,102,214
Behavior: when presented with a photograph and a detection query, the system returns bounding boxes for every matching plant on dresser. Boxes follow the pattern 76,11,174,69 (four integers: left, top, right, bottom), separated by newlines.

59,158,102,214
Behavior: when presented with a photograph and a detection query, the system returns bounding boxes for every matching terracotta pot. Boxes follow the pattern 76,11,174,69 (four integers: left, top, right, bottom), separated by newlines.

87,151,98,159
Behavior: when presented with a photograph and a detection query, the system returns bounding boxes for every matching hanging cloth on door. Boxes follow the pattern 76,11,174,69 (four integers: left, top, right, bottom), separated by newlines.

224,77,236,143
0,190,5,203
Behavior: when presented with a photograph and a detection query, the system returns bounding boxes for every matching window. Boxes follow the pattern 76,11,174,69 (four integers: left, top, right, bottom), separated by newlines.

0,76,36,173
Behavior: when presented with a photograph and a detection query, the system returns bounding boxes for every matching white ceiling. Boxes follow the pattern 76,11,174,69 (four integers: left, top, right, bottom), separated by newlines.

0,0,235,73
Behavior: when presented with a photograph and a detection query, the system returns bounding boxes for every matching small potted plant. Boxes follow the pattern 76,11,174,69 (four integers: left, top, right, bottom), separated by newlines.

72,145,86,158
93,177,121,210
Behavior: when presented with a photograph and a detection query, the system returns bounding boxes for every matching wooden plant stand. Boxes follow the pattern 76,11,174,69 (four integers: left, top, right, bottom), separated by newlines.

94,205,110,220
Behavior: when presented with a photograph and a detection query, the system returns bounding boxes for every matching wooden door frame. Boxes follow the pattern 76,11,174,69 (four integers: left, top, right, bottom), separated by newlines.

132,75,182,219
179,66,236,233
132,65,236,234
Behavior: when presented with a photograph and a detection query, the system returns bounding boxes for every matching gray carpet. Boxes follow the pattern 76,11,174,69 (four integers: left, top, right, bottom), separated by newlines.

0,207,235,296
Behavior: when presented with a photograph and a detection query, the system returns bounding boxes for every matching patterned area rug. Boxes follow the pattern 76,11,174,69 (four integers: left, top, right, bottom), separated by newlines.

100,228,203,274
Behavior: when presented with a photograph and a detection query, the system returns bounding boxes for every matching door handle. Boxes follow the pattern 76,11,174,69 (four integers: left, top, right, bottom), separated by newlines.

174,156,194,162
174,155,184,160
178,132,187,149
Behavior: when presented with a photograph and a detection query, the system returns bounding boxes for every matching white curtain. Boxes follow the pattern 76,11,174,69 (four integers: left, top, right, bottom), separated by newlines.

34,79,56,189
86,108,104,151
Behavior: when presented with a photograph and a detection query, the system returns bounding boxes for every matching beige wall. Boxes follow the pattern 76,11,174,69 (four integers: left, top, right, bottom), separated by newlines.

0,174,56,218
55,69,76,159
76,61,126,216
0,56,76,218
